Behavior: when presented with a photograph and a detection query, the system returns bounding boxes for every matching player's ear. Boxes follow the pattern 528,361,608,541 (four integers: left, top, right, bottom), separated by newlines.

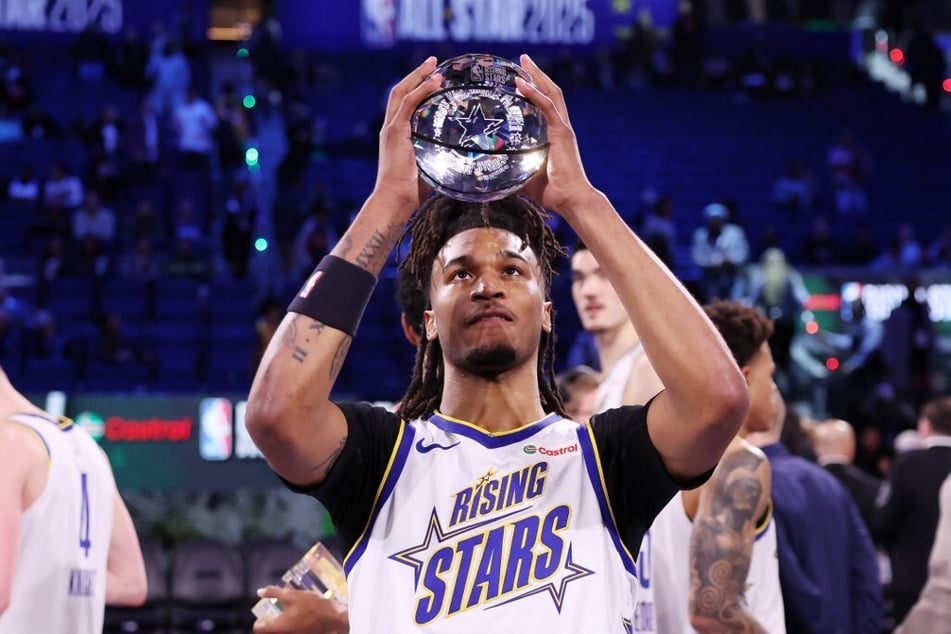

541,301,552,334
424,310,438,341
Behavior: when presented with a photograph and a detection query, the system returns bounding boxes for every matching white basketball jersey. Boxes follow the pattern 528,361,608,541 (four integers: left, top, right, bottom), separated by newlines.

651,493,786,633
0,413,116,634
597,343,656,632
343,413,640,632
597,343,643,414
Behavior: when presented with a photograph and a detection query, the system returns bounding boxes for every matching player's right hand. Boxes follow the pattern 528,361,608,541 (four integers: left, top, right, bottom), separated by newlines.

252,585,349,634
372,56,441,213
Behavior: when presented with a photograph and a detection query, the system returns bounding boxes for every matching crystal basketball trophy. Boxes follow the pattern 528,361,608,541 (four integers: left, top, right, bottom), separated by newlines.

411,53,549,202
251,541,348,623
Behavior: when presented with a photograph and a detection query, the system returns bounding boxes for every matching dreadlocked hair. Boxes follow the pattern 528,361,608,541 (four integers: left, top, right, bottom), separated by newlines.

396,194,568,421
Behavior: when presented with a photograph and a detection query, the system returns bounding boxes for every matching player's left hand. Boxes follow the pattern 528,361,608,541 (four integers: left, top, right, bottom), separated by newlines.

252,585,349,634
515,53,596,215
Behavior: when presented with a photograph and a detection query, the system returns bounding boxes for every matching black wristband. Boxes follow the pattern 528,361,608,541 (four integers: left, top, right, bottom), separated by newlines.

288,256,378,337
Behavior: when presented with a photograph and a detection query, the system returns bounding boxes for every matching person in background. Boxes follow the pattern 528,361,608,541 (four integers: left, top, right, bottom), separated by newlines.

813,418,882,534
690,202,749,302
0,363,147,633
895,474,951,633
555,365,601,424
875,395,951,628
747,386,883,632
652,300,786,633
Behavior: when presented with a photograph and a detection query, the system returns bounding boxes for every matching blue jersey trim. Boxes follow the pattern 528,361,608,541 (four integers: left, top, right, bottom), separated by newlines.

428,411,564,448
577,424,639,577
344,422,417,575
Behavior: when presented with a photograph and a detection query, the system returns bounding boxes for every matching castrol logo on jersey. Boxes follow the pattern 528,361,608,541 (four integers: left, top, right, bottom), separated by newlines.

523,443,578,457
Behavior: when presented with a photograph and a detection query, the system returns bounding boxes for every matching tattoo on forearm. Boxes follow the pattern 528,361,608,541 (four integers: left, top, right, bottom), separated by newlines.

329,339,350,381
291,346,307,363
280,318,299,350
355,229,387,269
309,320,326,333
689,451,767,632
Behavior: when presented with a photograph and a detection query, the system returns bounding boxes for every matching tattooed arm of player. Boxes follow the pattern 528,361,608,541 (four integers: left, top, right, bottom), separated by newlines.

245,57,441,487
688,441,772,633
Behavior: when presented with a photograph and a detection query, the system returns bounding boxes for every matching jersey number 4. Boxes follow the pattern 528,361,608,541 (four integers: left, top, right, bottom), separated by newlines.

79,473,92,557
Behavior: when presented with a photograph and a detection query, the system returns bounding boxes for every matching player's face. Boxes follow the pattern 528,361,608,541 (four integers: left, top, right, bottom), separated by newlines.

570,250,628,335
426,227,552,376
743,342,778,434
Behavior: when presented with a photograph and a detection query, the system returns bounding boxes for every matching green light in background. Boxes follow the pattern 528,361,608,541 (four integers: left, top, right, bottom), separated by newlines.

236,47,249,58
242,94,256,109
254,238,269,252
245,147,259,167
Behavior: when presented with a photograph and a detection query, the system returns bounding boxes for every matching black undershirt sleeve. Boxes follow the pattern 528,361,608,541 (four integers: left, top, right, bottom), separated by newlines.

590,404,713,554
279,402,402,555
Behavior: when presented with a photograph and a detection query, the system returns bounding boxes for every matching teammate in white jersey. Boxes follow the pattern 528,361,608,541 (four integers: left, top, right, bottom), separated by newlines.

571,242,665,632
0,363,147,634
247,53,749,632
652,300,786,633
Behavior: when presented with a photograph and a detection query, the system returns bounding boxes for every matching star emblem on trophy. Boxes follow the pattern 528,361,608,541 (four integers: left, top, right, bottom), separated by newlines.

456,102,505,150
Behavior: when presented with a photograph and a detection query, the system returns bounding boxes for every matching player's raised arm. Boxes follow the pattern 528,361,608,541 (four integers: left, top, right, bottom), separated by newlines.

516,53,748,481
245,57,442,487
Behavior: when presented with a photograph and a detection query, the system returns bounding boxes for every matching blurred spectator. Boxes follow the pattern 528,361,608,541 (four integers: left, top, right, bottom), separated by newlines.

827,128,873,216
925,226,951,268
126,197,165,247
640,195,677,267
84,104,123,163
221,178,256,278
292,200,338,280
875,396,951,627
113,26,150,88
747,391,883,634
72,191,116,272
814,418,883,534
21,103,59,140
690,202,749,301
146,40,190,117
214,82,250,176
841,223,880,265
7,167,38,202
37,237,68,290
43,162,84,210
252,297,284,373
278,94,315,186
120,237,164,283
71,21,111,82
0,307,23,370
273,177,311,280
905,26,948,109
671,0,705,86
613,7,658,88
882,292,934,409
94,312,156,373
896,475,951,632
167,198,210,278
3,50,32,110
895,223,923,266
125,97,163,187
555,365,601,424
772,158,815,213
22,309,69,362
800,215,838,265
749,247,808,385
0,103,24,143
171,85,217,171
